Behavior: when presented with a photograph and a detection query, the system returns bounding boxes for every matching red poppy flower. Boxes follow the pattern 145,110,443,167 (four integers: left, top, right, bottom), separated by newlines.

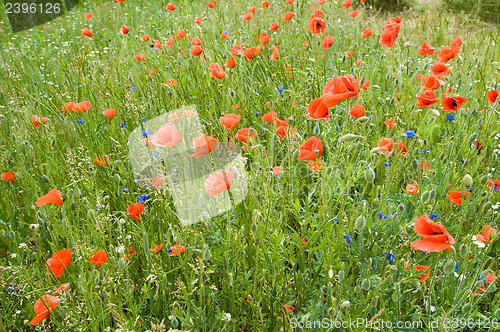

133,53,145,61
306,97,329,121
209,62,227,79
487,90,499,104
283,12,295,22
321,35,334,50
89,251,107,266
422,74,444,90
418,41,435,56
262,111,277,122
269,22,279,30
282,304,296,313
415,265,431,282
190,134,218,158
379,17,401,48
166,38,175,46
32,114,48,128
446,190,470,205
150,243,163,253
322,74,358,107
440,94,467,111
359,80,369,90
175,30,186,39
242,12,252,20
81,29,94,37
341,0,352,8
29,295,60,325
437,47,457,63
308,18,325,34
475,225,497,245
410,214,455,252
259,33,270,44
165,2,175,11
120,25,129,35
298,136,323,160
486,179,500,192
84,13,92,19
36,189,64,206
272,166,281,176
219,113,241,130
101,108,116,119
416,90,438,108
94,155,112,166
170,244,185,256
349,10,359,17
384,118,396,129
243,47,259,61
206,0,216,8
361,27,372,38
127,203,145,221
46,249,72,278
189,45,203,56
307,161,322,171
348,104,365,118
235,128,257,143
150,123,181,149
248,6,256,12
194,17,202,24
52,283,69,295
1,171,16,181
275,118,290,138
262,1,269,8
430,63,451,77
396,141,408,157
204,170,233,197
420,160,430,172
406,182,419,194
141,34,150,41
377,138,394,156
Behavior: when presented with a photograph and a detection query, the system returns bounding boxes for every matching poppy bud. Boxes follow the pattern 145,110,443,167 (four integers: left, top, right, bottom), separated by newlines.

361,279,370,291
171,317,179,328
429,189,436,201
251,223,257,233
338,269,345,282
114,174,121,183
118,258,126,270
50,138,56,147
373,197,379,205
480,175,488,185
88,209,95,220
203,248,211,261
467,133,477,145
370,147,380,154
463,174,473,188
355,216,366,231
340,300,351,312
328,266,334,279
313,125,321,136
431,109,440,117
443,260,455,274
459,244,468,257
292,149,300,159
251,162,261,171
341,134,358,142
420,191,429,203
358,116,369,123
490,131,498,138
391,289,400,302
365,167,375,183
42,175,50,183
416,139,424,147
71,203,76,210
372,85,381,89
228,273,233,287
462,304,472,314
391,269,400,283
494,308,500,318
483,202,492,212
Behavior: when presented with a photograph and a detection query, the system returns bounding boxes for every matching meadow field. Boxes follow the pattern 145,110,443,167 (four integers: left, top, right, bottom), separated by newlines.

1,0,500,331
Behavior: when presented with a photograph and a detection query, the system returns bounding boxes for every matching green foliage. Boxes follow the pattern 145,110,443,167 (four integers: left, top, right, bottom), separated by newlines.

446,0,500,25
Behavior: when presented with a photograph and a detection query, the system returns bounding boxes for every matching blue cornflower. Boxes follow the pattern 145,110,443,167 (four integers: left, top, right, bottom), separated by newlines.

278,87,285,94
429,213,439,219
423,149,430,155
344,234,352,245
371,264,376,270
334,52,338,55
120,122,126,128
469,187,473,193
76,119,85,125
123,188,130,194
455,264,459,272
255,111,260,116
494,83,498,90
141,129,151,137
152,151,161,159
168,91,172,95
385,163,391,167
222,30,229,34
460,159,465,164
377,212,383,219
386,251,396,263
141,119,147,123
138,193,150,202
447,115,455,121
130,86,135,92
404,130,415,138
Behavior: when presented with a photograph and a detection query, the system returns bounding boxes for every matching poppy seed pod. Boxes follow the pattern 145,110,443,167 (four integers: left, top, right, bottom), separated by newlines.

443,260,455,274
42,175,50,183
463,174,473,188
365,167,375,183
355,216,366,231
340,300,351,312
421,191,429,203
341,134,358,142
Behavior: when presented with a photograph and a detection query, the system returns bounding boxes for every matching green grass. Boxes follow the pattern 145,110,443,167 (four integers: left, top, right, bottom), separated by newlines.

1,0,500,331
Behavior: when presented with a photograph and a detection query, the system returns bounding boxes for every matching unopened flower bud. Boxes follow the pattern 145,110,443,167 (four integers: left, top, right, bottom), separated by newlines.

463,174,473,188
